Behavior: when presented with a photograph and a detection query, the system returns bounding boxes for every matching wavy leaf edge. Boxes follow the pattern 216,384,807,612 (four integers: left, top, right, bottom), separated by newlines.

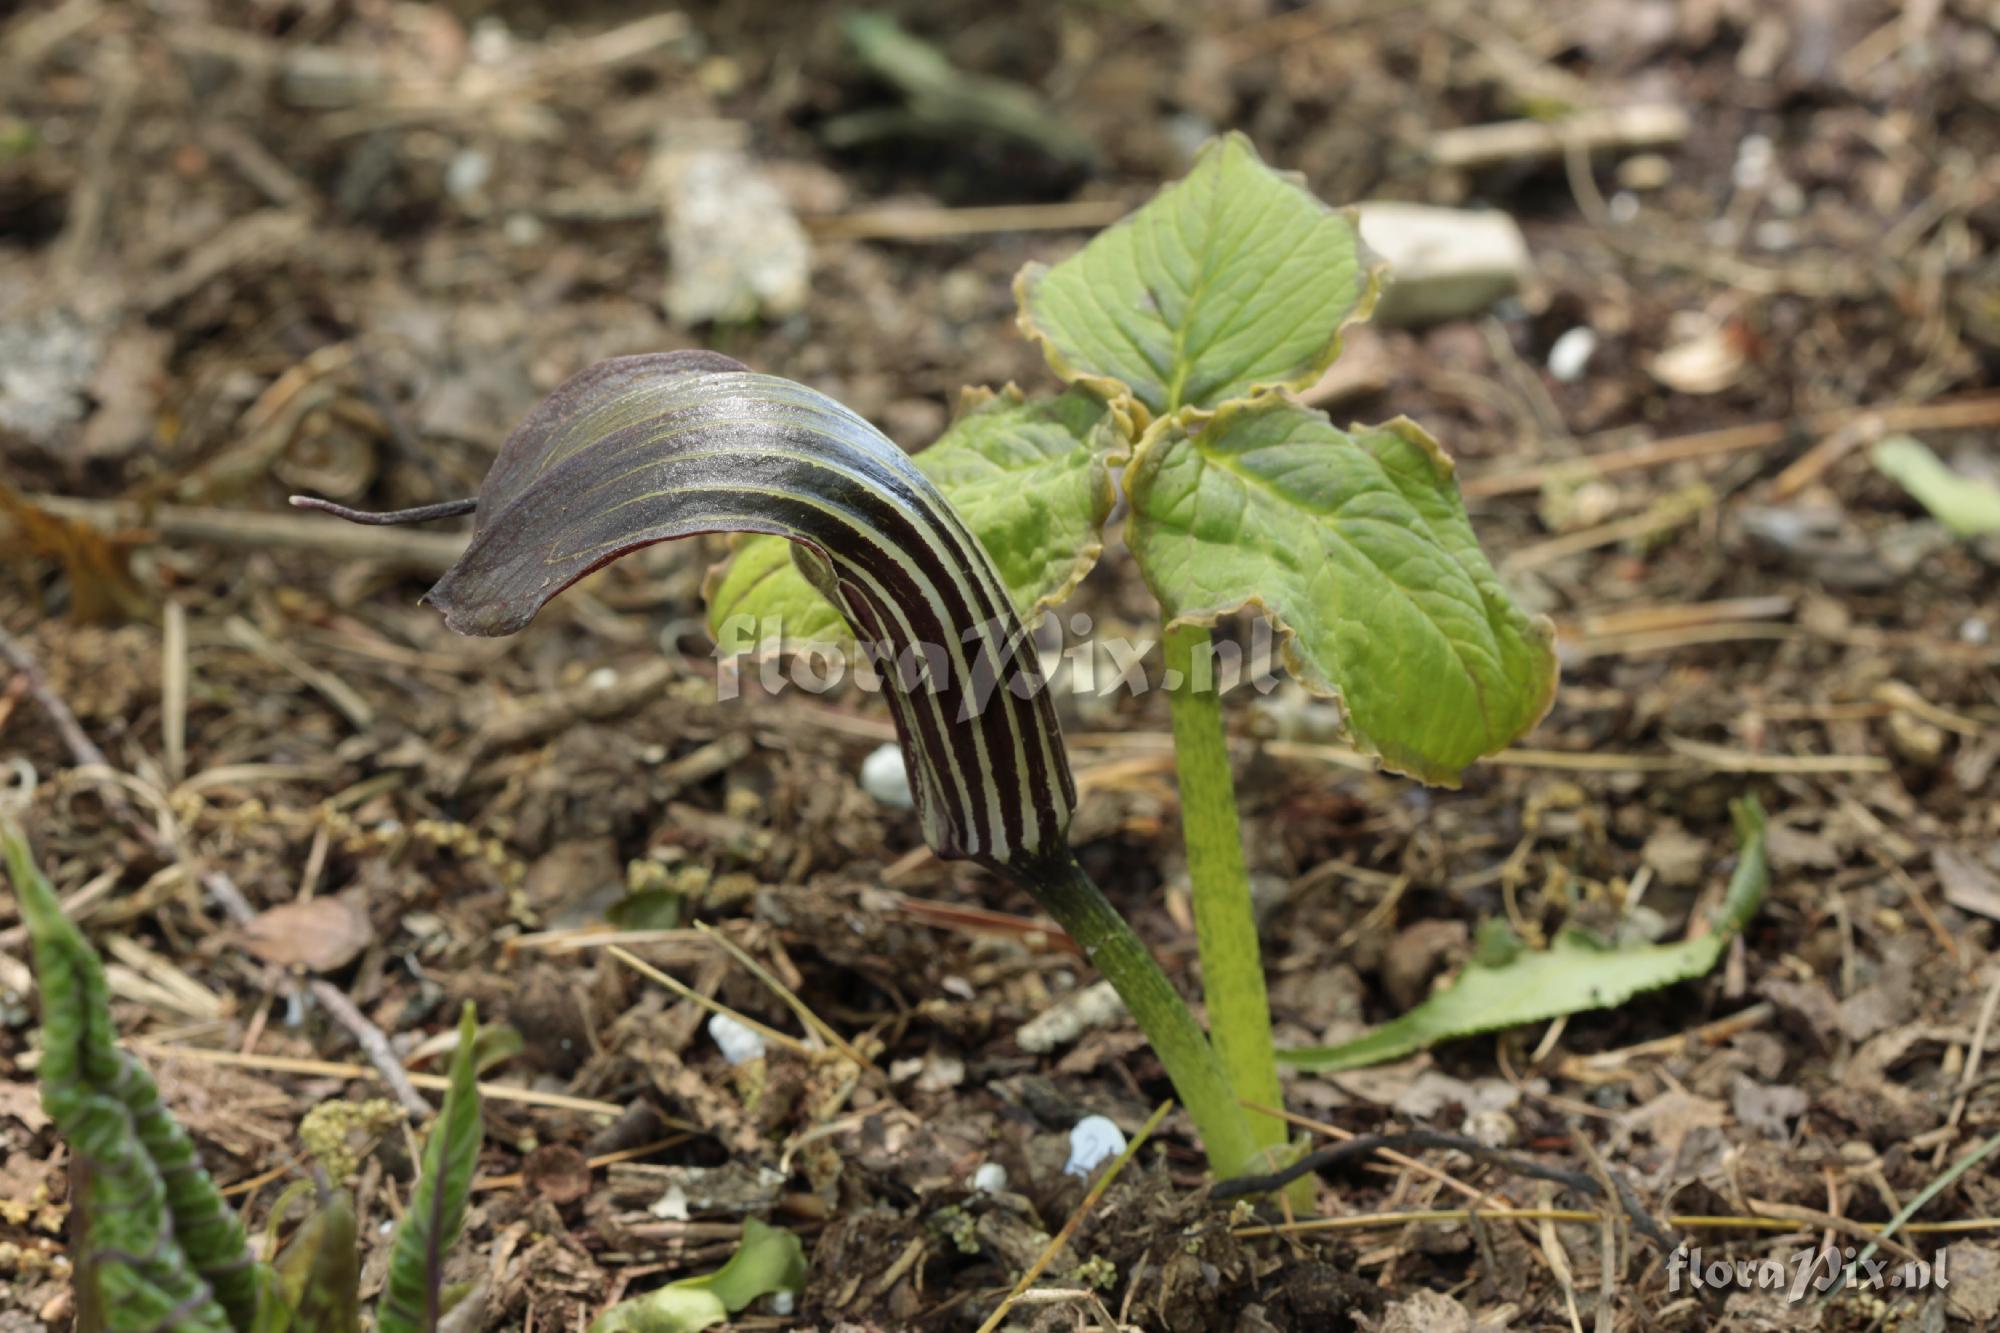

1124,397,1559,785
1012,131,1387,430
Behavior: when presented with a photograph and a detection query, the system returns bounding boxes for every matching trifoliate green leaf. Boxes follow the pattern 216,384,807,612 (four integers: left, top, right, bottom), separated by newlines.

705,533,853,656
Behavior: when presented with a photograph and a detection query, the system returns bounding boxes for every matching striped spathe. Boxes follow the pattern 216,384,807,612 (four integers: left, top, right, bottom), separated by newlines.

420,351,1076,874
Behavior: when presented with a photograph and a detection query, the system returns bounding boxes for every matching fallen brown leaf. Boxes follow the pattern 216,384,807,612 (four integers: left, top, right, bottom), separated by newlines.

1936,847,2000,922
523,1143,593,1207
0,1080,50,1133
235,895,373,973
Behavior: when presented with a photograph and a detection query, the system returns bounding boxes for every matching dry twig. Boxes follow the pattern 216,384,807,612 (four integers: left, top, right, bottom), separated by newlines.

0,623,430,1116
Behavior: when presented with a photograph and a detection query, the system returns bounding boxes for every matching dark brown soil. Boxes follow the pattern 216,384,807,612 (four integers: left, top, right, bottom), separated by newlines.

4,1,2000,1329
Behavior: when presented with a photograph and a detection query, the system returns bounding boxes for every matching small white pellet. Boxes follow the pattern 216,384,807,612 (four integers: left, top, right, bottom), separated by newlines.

1547,327,1598,384
1732,134,1774,190
707,1011,767,1066
972,1162,1008,1194
444,148,491,200
1064,1115,1127,1178
860,742,914,809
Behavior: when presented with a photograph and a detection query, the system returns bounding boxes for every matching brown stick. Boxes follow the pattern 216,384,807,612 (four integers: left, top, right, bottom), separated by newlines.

1460,393,2000,499
1430,104,1690,171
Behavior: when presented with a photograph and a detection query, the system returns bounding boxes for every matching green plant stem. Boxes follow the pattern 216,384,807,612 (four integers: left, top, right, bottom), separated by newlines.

1014,852,1260,1180
1161,622,1287,1166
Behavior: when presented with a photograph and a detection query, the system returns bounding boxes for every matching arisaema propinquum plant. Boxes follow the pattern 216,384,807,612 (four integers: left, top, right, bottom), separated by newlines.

296,135,1560,1183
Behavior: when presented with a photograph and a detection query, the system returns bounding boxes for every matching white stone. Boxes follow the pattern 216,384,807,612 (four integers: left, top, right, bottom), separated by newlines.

1732,134,1774,190
468,17,512,64
503,212,545,247
1017,979,1127,1054
860,742,914,809
444,148,491,200
1064,1115,1127,1178
1355,203,1530,328
972,1162,1009,1193
1754,220,1796,251
1547,327,1598,383
657,126,811,325
707,1011,767,1067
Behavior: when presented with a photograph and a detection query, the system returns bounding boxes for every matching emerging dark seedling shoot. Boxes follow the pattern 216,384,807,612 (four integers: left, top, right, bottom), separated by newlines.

3,819,802,1331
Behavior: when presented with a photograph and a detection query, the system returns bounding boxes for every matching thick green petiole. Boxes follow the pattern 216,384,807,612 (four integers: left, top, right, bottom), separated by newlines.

1161,622,1288,1169
1013,852,1261,1181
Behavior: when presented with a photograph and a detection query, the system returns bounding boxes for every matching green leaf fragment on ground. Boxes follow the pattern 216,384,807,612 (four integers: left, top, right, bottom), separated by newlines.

1278,798,1768,1072
706,387,1115,652
607,889,684,931
1127,396,1557,785
378,1002,483,1333
1871,435,2000,537
1015,132,1379,418
587,1217,806,1333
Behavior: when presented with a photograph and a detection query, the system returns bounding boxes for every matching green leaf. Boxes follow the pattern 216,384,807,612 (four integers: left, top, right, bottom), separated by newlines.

1015,132,1381,420
835,14,1100,168
606,889,684,931
6,819,262,1333
378,1003,483,1333
705,386,1118,653
465,1022,523,1077
914,387,1122,615
587,1218,806,1333
1279,799,1768,1072
1871,435,2000,537
705,534,853,656
1127,397,1557,784
271,1190,360,1333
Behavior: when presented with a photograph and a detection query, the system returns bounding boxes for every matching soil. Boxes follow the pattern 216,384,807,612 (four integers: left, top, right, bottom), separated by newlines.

4,1,2000,1330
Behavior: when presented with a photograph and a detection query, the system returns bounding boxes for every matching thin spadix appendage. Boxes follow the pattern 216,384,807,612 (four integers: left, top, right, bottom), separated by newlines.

301,350,1261,1178
289,496,479,525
